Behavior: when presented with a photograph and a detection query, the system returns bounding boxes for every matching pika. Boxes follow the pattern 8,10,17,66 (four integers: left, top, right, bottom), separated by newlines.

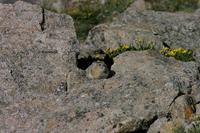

86,61,110,79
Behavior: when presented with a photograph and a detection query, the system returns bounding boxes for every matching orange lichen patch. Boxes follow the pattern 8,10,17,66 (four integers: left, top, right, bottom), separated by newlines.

184,105,194,119
184,95,196,120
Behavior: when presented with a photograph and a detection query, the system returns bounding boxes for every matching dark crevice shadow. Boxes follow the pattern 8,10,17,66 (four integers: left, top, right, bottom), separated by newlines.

75,50,115,78
169,91,185,107
40,8,45,31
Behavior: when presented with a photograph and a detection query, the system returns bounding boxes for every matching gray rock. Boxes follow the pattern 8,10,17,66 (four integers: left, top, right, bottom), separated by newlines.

0,1,78,93
147,117,168,133
131,0,146,11
195,8,200,14
112,50,199,94
1,1,200,133
64,50,200,133
0,1,79,132
193,48,200,63
84,6,200,50
40,0,111,13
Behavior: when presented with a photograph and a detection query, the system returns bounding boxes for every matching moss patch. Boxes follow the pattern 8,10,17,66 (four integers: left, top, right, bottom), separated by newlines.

160,47,195,61
173,125,185,133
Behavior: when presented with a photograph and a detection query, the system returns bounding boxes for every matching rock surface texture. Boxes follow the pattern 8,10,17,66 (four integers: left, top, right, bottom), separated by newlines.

0,1,79,132
0,1,200,133
84,3,200,50
0,0,112,13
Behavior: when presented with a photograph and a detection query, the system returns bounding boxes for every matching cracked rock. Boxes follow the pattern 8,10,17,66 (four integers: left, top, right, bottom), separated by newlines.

0,1,79,132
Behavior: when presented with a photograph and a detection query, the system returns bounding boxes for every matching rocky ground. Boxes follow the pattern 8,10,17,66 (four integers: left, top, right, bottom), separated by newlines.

0,1,200,133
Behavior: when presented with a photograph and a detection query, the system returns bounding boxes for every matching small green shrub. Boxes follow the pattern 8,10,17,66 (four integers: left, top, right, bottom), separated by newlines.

188,127,200,133
104,44,136,58
135,36,155,50
160,47,195,61
173,125,186,133
103,41,155,58
173,125,200,133
67,0,134,41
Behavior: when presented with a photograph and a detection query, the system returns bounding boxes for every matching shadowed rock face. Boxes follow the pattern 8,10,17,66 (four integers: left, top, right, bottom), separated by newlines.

1,1,200,133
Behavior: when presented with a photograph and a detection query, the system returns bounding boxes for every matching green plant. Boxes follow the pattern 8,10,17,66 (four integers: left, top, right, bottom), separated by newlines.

188,126,200,133
160,47,195,61
173,125,186,133
173,124,200,133
103,41,155,58
103,44,136,58
67,0,134,41
41,0,134,41
135,36,155,50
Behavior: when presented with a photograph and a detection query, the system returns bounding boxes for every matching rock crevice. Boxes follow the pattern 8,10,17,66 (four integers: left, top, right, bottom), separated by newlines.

40,8,45,31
